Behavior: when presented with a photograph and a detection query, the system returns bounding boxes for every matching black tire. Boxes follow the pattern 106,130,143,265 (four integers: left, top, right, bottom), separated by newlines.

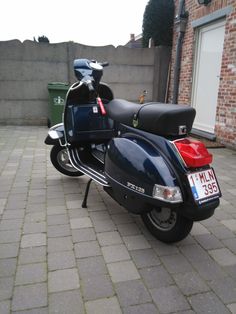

141,207,193,243
50,145,84,177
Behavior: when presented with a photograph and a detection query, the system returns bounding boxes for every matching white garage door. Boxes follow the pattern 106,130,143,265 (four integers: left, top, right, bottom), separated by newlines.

192,19,225,134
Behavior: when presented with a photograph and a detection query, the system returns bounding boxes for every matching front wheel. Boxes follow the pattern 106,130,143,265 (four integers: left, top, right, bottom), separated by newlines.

141,207,193,243
50,144,84,177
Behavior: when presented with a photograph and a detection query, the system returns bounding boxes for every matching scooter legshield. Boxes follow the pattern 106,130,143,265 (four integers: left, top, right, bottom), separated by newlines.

105,136,180,214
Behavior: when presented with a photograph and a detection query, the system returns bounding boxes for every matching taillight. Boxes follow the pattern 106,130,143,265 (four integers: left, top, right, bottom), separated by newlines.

174,138,212,168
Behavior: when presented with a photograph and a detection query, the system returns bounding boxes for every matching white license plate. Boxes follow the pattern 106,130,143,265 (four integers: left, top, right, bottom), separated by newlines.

187,168,221,204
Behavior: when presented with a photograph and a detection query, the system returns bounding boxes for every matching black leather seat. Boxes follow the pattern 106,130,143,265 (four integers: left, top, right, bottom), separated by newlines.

106,99,196,136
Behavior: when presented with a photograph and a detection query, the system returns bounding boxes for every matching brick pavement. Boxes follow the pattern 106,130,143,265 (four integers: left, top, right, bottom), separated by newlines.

0,125,236,314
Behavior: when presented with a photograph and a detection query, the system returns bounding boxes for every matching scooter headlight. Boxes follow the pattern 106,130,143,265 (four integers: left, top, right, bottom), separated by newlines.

153,184,183,203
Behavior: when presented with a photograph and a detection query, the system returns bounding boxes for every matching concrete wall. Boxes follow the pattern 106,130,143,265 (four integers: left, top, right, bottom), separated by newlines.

0,40,169,125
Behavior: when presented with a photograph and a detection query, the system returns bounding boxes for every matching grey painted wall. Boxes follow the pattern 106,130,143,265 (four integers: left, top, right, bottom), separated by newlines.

0,40,170,125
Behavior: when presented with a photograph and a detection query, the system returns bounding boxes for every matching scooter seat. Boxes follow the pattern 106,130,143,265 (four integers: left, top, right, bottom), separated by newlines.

106,99,196,136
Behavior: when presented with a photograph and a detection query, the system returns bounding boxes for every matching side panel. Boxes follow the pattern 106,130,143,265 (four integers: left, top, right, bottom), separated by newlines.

105,137,178,198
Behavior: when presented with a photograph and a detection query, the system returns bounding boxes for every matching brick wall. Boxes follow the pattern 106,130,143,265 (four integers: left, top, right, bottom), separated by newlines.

169,0,236,148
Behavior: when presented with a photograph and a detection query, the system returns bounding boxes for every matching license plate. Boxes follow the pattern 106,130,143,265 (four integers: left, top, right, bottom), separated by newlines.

187,168,221,204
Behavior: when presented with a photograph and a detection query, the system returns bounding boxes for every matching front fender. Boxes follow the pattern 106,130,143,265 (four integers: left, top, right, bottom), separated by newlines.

44,123,65,145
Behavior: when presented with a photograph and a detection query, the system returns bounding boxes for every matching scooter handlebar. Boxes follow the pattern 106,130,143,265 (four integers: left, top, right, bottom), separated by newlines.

70,81,83,91
100,62,109,67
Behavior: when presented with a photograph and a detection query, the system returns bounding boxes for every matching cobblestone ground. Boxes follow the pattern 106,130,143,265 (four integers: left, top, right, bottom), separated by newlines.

0,126,236,314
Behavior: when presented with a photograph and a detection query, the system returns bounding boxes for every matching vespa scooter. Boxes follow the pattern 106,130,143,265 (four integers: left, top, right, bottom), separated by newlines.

45,59,221,243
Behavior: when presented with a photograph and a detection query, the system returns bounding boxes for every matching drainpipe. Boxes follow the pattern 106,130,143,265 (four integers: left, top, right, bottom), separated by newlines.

172,0,189,104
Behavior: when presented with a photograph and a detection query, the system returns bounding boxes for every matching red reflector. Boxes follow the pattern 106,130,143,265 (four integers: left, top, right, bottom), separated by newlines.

174,138,213,168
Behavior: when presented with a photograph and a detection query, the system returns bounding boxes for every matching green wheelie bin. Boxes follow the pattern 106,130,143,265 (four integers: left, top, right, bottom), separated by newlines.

47,82,69,127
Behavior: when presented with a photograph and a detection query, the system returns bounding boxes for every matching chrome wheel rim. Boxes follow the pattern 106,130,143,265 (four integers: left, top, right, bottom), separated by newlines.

57,149,78,173
148,208,177,231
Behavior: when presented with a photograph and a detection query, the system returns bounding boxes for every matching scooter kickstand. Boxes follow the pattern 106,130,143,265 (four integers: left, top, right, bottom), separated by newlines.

82,179,93,208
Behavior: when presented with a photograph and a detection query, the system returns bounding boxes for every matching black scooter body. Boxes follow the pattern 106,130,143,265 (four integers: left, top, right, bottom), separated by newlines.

45,59,221,243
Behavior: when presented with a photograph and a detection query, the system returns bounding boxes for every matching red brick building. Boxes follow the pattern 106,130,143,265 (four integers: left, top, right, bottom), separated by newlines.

169,0,236,148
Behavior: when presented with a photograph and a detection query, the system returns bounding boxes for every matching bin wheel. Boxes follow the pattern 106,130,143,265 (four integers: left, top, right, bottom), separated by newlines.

50,144,84,177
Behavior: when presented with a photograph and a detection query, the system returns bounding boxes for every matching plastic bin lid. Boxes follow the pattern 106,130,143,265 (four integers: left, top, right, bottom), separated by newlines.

48,82,69,90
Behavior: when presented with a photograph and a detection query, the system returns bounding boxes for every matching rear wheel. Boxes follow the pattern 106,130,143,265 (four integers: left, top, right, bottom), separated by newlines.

50,144,84,177
141,207,193,243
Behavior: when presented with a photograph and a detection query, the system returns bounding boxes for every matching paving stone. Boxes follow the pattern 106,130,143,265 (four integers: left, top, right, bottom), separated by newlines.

107,260,140,283
77,256,107,279
160,253,193,274
130,248,160,269
0,243,19,258
21,233,46,248
188,292,230,314
68,208,89,219
221,219,236,232
12,283,47,311
0,258,17,277
201,216,221,228
111,213,134,224
89,210,111,222
47,205,66,215
93,219,117,232
123,303,159,314
151,240,179,256
191,222,210,236
15,263,46,285
74,240,101,258
209,248,236,266
97,231,122,246
47,236,73,252
123,235,151,251
66,200,82,209
47,214,68,225
72,228,96,243
150,285,190,313
209,225,235,240
2,210,25,220
140,265,173,289
180,243,211,264
117,223,141,236
0,219,23,231
173,271,210,296
12,307,48,314
70,217,93,229
49,290,84,314
193,259,227,280
48,268,80,293
227,303,236,314
87,203,108,212
48,250,76,271
0,276,14,301
102,244,130,263
81,274,114,301
18,246,46,264
85,296,122,314
115,279,152,307
23,222,46,234
194,233,224,250
0,229,21,244
208,277,236,303
47,224,71,237
223,238,236,254
0,300,10,314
